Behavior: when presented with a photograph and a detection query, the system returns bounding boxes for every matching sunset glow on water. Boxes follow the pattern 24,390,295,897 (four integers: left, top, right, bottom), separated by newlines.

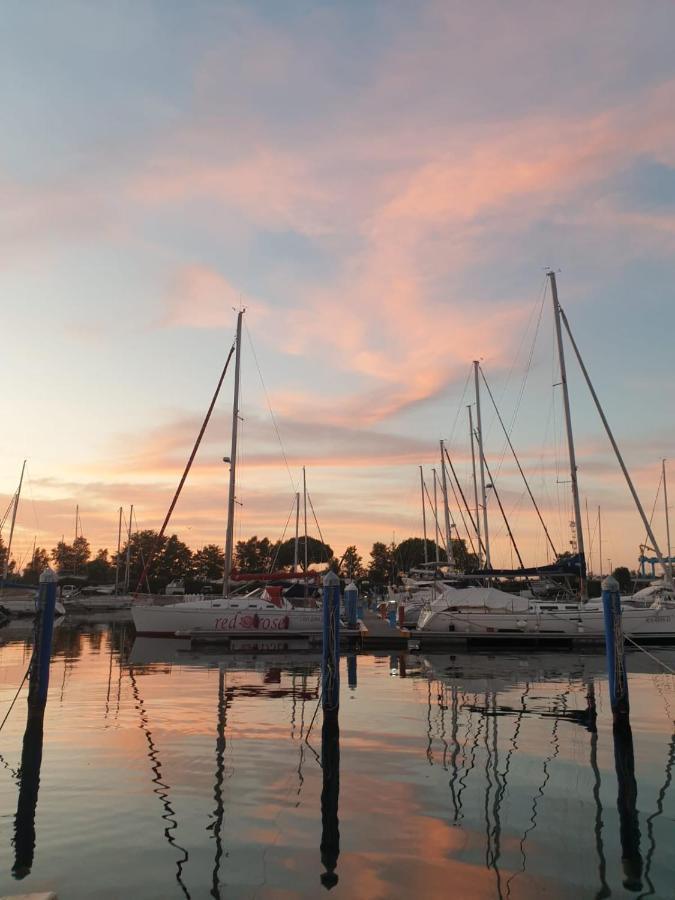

0,620,673,898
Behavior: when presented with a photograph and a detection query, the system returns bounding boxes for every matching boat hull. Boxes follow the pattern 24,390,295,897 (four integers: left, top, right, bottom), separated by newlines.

417,605,675,642
132,603,323,637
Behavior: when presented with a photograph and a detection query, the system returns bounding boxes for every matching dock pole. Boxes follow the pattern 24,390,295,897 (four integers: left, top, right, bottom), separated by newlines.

344,581,358,630
320,571,341,888
29,568,58,708
601,575,629,722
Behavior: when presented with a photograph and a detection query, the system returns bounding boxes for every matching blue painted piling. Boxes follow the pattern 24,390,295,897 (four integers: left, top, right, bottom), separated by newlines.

322,571,341,712
344,581,358,629
601,574,629,720
28,568,57,708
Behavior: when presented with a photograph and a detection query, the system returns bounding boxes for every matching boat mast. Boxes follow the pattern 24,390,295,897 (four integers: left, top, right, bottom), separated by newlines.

223,309,244,597
548,272,587,600
114,506,122,595
124,504,133,592
419,466,428,565
3,459,26,582
467,404,482,568
303,466,308,600
663,459,672,585
598,506,603,579
557,290,670,590
473,361,491,570
294,491,300,575
432,468,441,564
439,441,454,569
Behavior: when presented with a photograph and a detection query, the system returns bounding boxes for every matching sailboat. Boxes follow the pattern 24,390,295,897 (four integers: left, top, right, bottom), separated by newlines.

418,272,675,642
131,311,324,638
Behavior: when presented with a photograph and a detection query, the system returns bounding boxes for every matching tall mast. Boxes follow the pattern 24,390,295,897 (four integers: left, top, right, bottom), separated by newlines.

124,504,133,592
419,466,428,565
223,309,244,597
3,459,26,582
598,505,603,579
548,272,587,600
114,506,122,595
294,491,300,575
467,404,482,568
303,466,308,600
663,459,672,585
439,441,454,569
432,468,441,564
473,361,491,570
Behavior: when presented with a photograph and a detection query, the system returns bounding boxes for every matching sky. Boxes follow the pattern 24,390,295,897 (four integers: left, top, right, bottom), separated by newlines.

1,1,675,575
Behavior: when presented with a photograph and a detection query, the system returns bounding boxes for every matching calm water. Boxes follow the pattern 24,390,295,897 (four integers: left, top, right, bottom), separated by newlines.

0,619,673,899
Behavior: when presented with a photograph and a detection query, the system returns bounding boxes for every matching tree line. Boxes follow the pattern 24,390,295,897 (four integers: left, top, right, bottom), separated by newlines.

1,530,479,592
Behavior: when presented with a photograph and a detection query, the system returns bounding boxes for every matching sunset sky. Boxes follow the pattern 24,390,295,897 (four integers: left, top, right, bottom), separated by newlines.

2,1,674,574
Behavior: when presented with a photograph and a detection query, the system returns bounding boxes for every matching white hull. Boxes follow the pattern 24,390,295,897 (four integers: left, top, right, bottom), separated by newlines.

417,605,675,641
132,602,323,637
65,595,132,612
0,597,66,618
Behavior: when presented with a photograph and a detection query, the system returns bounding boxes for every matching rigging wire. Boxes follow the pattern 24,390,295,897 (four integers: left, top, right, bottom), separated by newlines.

269,495,298,573
480,365,558,559
244,322,297,495
307,492,329,560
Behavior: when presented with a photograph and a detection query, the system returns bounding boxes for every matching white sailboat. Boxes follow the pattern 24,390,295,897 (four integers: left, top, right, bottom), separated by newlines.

418,272,675,642
132,311,323,638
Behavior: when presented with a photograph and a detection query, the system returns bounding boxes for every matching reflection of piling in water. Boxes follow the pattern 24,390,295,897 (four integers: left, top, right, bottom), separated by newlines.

12,568,57,878
320,571,341,889
612,720,643,891
347,654,357,690
320,710,340,890
12,705,45,878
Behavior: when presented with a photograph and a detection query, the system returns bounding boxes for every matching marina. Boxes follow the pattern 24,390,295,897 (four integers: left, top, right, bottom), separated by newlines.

0,618,673,898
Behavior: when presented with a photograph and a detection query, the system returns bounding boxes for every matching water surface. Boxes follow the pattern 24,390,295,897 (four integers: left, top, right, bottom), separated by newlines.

0,619,673,898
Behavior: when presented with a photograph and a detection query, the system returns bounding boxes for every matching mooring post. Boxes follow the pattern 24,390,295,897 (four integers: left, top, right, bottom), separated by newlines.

601,574,629,721
320,571,341,889
344,581,358,630
29,568,58,709
322,571,341,713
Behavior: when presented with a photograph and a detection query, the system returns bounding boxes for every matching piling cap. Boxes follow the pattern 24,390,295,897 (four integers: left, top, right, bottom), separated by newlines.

601,574,620,593
345,581,357,594
323,570,340,587
39,566,57,583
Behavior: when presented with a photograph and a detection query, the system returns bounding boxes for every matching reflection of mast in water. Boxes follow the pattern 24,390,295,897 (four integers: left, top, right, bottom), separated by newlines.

456,692,483,820
639,730,674,898
128,667,191,899
104,623,115,721
506,688,570,898
586,680,610,900
426,678,434,765
448,683,460,821
209,666,231,900
486,692,504,900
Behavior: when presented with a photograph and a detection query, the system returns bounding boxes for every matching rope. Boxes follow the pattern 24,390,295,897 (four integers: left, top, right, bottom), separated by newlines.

0,652,34,733
624,636,675,675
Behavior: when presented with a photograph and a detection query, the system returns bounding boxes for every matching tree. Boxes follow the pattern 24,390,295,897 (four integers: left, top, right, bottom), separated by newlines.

612,566,633,593
276,536,334,571
86,548,114,584
0,535,17,578
113,530,192,593
192,544,225,582
368,541,396,586
234,536,280,573
22,547,50,584
51,536,91,574
339,546,365,580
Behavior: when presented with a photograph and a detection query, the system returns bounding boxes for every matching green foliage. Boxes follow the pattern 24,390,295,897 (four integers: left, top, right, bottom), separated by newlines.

0,535,16,577
368,541,396,586
234,535,280,573
612,566,633,593
393,536,478,573
113,530,192,593
85,548,114,584
275,536,333,571
192,544,225,582
339,545,364,580
51,536,91,574
21,547,50,584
